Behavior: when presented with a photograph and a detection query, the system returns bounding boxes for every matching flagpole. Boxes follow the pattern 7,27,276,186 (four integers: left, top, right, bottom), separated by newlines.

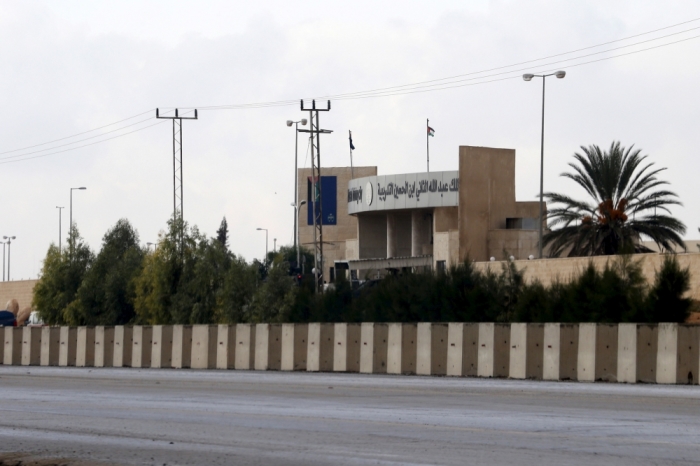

349,130,354,179
427,118,430,172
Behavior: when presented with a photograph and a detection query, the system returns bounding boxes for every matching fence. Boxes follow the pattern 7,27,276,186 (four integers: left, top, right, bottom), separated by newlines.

3,323,698,384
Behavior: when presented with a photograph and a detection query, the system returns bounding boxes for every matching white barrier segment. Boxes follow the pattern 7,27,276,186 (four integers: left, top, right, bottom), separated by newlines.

617,323,637,383
216,324,235,370
509,323,527,379
151,325,173,369
113,326,133,367
234,323,254,370
386,323,403,375
333,323,348,372
306,323,321,372
132,326,153,368
40,327,60,366
446,323,464,377
281,323,295,371
58,327,77,367
477,323,494,377
95,326,114,368
359,323,374,374
76,327,96,367
191,325,217,370
172,325,193,369
656,323,678,384
577,323,596,382
21,327,41,366
543,323,561,381
416,323,431,375
254,324,270,371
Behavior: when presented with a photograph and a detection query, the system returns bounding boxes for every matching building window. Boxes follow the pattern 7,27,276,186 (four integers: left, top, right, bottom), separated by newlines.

436,260,446,274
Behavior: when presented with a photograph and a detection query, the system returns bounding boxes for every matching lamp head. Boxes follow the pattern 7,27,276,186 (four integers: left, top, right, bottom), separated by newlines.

286,120,293,127
301,119,308,125
555,70,566,79
256,228,262,231
522,74,534,82
79,187,86,190
299,200,307,206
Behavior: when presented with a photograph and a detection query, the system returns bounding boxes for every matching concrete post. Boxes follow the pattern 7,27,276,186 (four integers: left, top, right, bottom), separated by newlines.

40,327,60,366
359,323,388,374
636,324,658,384
172,325,193,369
617,323,637,383
58,327,77,367
151,325,173,369
191,325,218,370
307,323,334,372
21,327,41,366
95,326,114,368
216,324,236,370
131,326,153,368
577,323,596,382
234,323,255,370
543,323,560,381
113,326,133,367
76,326,96,367
281,323,308,371
509,323,527,379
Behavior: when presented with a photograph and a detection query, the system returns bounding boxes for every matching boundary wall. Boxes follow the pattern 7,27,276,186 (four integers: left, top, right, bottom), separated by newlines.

5,323,698,385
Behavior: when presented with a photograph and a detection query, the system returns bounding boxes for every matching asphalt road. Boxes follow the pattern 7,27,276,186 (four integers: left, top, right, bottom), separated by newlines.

0,367,698,465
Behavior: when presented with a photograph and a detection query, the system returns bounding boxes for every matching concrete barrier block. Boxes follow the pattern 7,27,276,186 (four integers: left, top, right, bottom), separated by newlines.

595,324,618,382
216,324,235,370
4,327,22,365
113,326,133,367
76,327,96,367
387,323,417,375
332,323,360,372
254,324,270,371
132,326,153,368
543,323,560,381
95,326,114,368
387,323,402,374
636,324,657,383
526,323,544,380
21,327,41,366
172,325,193,369
446,323,463,376
151,325,173,369
509,323,527,379
676,325,699,385
559,324,579,380
493,324,510,378
191,325,217,370
234,324,255,370
462,323,479,377
477,323,494,378
617,323,637,383
416,323,432,375
281,323,307,371
346,323,361,372
359,323,388,374
577,323,596,382
40,327,60,366
307,323,334,372
58,327,77,367
429,323,448,376
656,323,677,384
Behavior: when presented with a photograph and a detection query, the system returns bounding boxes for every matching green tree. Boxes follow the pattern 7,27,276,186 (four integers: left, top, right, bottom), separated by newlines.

543,142,686,257
75,219,145,325
33,224,94,325
215,217,229,250
249,260,296,323
217,255,257,323
646,255,691,322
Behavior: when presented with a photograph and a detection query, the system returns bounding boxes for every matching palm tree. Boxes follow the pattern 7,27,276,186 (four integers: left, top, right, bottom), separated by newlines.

542,141,686,257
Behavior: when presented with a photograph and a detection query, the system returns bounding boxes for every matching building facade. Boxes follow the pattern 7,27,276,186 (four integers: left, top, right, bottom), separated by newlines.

298,145,542,281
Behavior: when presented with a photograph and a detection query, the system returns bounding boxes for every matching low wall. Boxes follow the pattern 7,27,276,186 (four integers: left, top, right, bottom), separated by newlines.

0,279,37,311
473,253,700,300
4,322,698,385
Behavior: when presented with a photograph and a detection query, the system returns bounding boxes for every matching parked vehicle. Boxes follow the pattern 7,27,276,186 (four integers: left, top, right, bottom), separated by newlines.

0,310,17,327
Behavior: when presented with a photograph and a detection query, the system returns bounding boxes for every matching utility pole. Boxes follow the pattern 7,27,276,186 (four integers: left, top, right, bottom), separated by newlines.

56,206,64,254
298,100,332,293
156,108,198,248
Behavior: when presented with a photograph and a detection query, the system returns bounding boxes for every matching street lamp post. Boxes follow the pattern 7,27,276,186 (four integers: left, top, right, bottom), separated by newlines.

522,70,566,259
56,206,64,254
3,236,16,281
146,242,154,252
70,187,87,257
291,200,307,267
287,118,308,257
0,241,6,282
256,228,268,265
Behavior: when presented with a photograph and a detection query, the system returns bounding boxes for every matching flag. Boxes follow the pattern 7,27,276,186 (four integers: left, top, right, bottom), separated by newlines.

349,131,355,150
427,126,435,137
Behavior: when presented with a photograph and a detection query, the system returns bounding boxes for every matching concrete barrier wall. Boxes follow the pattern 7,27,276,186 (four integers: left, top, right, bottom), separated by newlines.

8,322,700,386
95,326,114,368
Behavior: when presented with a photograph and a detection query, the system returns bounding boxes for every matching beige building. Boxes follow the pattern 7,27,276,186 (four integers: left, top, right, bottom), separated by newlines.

298,145,541,281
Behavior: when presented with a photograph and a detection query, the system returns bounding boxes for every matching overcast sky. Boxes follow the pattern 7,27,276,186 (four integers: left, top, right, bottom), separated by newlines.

1,0,700,280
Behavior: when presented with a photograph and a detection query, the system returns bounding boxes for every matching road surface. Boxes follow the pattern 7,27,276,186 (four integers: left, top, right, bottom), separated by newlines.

0,366,698,465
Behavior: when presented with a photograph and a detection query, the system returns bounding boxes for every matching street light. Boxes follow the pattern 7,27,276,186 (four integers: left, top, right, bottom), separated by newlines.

70,187,87,258
0,240,6,282
256,228,268,264
56,206,64,254
291,200,307,267
287,118,308,256
146,242,154,252
3,236,16,281
522,70,566,258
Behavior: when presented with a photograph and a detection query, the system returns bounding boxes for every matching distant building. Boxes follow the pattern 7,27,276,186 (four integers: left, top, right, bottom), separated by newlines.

298,145,542,281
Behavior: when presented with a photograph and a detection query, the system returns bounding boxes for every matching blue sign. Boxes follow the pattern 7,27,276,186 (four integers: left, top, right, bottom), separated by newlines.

307,176,337,226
